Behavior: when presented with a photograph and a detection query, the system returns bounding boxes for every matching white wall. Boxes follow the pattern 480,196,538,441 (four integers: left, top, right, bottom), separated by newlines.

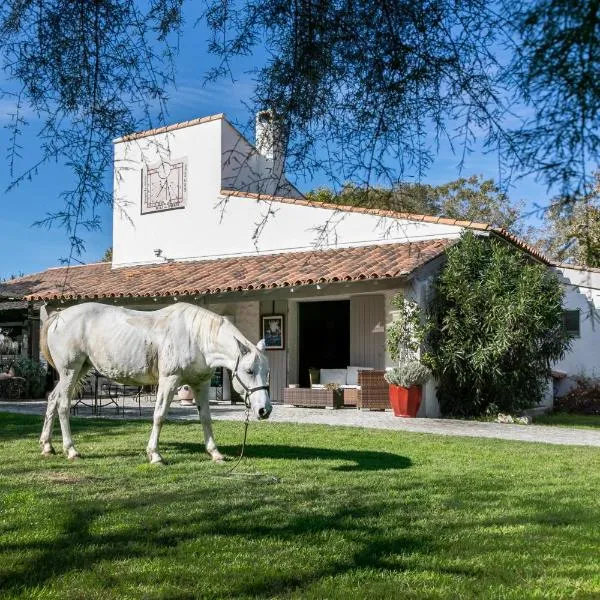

221,121,300,198
552,266,600,390
113,118,223,267
112,116,466,268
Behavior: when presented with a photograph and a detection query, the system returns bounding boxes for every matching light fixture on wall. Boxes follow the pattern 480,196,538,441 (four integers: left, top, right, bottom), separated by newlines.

316,284,322,290
153,248,174,263
290,287,295,293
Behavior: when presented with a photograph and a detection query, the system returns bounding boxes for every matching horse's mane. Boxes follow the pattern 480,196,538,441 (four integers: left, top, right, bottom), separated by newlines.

185,304,225,350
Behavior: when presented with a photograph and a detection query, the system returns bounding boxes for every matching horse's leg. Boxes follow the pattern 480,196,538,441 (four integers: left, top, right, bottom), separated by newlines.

40,384,60,456
193,381,224,462
146,374,179,464
56,364,87,460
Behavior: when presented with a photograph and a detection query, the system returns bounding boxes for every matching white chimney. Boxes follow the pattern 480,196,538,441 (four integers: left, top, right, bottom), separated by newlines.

255,110,284,181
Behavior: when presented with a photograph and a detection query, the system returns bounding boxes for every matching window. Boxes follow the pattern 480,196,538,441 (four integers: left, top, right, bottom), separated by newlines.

562,309,580,337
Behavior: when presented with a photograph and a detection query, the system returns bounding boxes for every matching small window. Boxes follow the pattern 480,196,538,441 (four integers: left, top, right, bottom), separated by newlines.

562,309,580,337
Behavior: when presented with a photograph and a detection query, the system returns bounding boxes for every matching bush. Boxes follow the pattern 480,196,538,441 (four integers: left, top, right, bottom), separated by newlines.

385,296,423,363
555,377,600,415
385,362,431,387
13,358,47,399
424,232,571,417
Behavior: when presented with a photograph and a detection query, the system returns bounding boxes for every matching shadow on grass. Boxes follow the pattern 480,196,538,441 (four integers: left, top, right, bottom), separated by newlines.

169,442,412,472
2,467,595,598
0,489,430,598
0,412,144,443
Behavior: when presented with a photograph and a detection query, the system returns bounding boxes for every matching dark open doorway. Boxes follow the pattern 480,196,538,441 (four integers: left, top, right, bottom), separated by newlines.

298,300,350,387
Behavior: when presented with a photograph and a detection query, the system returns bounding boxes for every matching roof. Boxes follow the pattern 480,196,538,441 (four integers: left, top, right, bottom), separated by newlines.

0,301,29,311
551,261,600,274
0,240,454,302
220,189,551,264
114,113,225,144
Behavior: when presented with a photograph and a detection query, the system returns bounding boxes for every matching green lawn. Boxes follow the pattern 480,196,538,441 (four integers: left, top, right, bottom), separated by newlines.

1,412,599,599
534,413,600,429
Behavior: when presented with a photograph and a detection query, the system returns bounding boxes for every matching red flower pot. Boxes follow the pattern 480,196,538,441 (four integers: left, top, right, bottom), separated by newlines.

389,384,422,417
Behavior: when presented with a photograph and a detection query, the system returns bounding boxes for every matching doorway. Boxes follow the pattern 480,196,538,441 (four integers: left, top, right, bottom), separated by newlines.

298,300,350,387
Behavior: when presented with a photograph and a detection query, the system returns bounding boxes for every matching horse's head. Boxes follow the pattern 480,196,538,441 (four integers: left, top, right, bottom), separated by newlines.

231,338,272,420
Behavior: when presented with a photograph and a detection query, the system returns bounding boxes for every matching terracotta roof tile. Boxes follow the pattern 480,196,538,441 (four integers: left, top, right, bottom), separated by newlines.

0,240,455,302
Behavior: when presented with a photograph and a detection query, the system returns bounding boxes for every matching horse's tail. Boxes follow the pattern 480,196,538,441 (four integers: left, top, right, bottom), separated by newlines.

40,311,59,370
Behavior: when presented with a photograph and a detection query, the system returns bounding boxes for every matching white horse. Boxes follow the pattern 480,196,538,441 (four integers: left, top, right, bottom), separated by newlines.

39,302,271,464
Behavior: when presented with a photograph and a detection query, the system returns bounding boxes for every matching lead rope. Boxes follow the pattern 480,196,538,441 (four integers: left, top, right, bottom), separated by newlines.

217,391,279,483
222,401,251,475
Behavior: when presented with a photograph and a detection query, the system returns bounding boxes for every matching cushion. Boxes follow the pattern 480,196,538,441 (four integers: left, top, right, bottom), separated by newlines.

346,366,373,385
309,368,320,385
320,368,348,386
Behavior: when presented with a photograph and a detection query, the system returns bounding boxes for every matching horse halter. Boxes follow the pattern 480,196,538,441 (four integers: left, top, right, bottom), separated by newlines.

231,355,270,408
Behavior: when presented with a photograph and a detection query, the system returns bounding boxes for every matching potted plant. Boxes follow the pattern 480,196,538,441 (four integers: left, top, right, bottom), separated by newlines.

385,361,431,417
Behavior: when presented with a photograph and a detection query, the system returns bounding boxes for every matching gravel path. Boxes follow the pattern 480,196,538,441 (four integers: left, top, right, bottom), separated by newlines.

2,399,600,448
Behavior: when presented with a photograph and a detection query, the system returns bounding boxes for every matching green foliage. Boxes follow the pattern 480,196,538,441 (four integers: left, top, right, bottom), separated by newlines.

13,357,46,399
554,376,600,415
385,295,423,363
100,247,113,262
424,232,570,417
207,0,599,199
536,174,600,267
0,1,181,257
385,361,431,388
307,176,522,232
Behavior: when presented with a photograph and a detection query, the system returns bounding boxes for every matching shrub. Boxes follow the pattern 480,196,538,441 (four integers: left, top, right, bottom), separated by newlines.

385,296,423,363
13,358,47,399
385,361,431,387
555,376,600,415
424,232,570,417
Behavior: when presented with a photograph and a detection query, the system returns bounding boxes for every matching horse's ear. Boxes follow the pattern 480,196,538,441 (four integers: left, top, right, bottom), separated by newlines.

235,338,251,357
257,339,266,352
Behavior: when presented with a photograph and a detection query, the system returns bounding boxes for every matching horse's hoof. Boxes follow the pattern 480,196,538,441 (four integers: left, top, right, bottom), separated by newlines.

149,452,164,465
66,448,81,461
210,452,226,463
41,445,56,457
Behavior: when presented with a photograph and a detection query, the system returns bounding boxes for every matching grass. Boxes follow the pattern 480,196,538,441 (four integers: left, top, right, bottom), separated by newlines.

533,413,600,429
0,412,599,599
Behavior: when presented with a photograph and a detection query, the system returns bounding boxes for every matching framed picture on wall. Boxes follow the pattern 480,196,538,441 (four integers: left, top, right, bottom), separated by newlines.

261,315,284,350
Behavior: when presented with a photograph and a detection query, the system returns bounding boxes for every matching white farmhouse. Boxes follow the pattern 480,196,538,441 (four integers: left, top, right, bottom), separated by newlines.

1,112,598,414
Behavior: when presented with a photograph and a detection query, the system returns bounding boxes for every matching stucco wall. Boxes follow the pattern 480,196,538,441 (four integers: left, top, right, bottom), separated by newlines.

552,266,600,391
234,301,260,343
112,118,466,268
112,119,223,267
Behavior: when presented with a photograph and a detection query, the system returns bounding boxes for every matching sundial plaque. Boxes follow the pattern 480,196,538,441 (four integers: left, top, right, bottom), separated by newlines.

142,157,188,214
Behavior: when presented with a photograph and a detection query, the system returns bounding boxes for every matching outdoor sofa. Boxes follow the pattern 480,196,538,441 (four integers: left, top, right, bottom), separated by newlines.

309,366,390,410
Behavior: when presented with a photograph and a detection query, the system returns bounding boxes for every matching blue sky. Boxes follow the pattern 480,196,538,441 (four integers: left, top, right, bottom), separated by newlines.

0,7,551,279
